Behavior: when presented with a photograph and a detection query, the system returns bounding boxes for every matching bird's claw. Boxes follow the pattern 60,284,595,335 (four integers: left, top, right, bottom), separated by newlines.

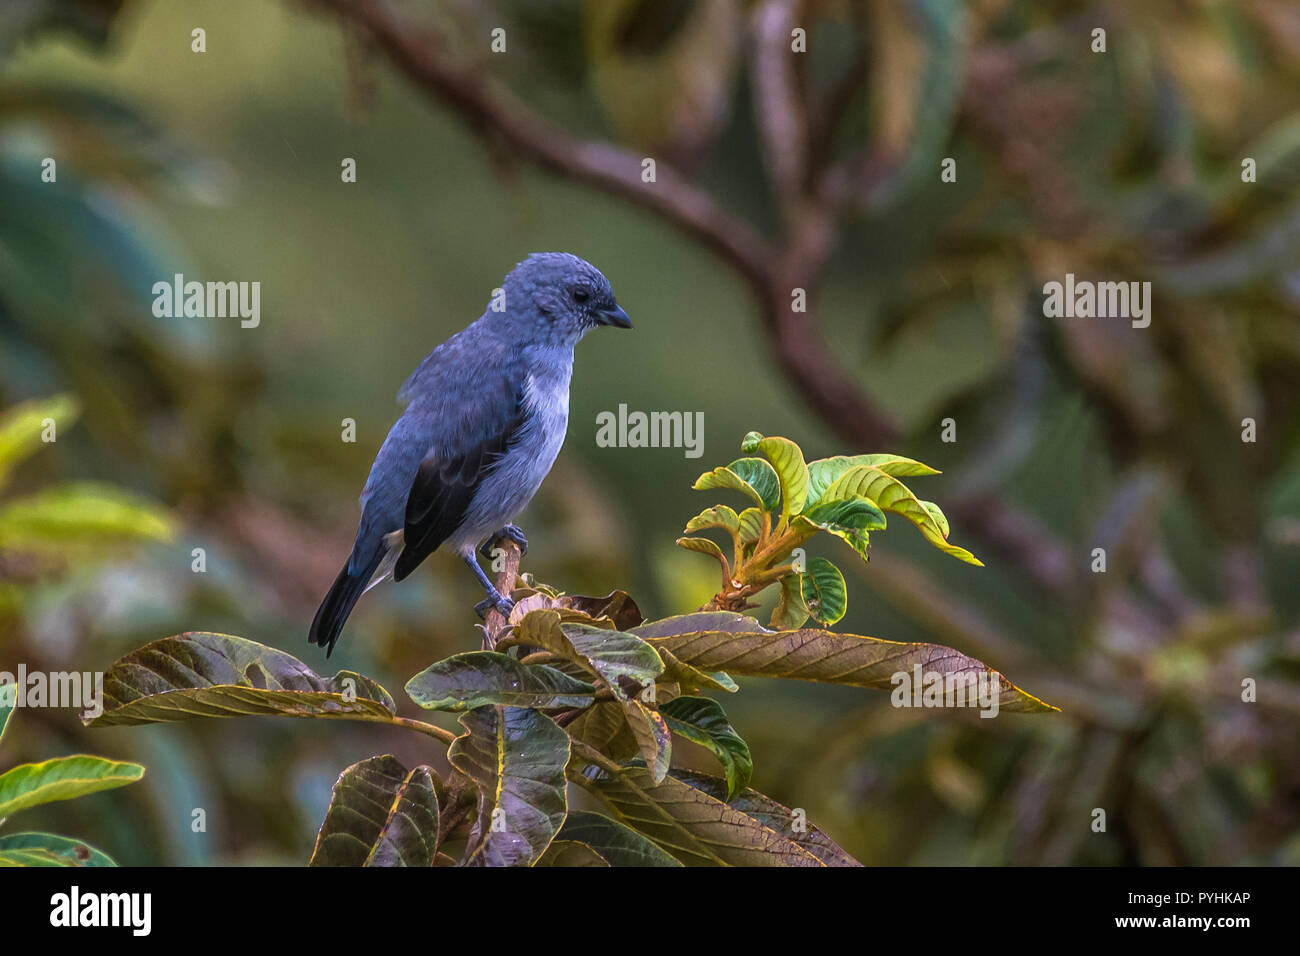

475,594,516,620
480,523,528,559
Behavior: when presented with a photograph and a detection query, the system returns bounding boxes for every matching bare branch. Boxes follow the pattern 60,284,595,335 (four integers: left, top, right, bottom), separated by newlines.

303,0,773,287
750,0,808,223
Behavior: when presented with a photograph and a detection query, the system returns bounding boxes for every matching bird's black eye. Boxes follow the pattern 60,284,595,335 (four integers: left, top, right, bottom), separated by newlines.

572,289,589,304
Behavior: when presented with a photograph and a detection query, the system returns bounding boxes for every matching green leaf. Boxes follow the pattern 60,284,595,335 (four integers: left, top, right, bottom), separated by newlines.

770,573,810,630
535,839,609,867
675,535,728,566
736,507,764,546
0,680,15,745
819,465,982,565
661,696,752,798
0,756,144,818
405,651,596,712
693,458,780,512
673,770,861,867
502,610,663,697
799,557,848,626
575,765,824,866
741,433,809,523
807,454,940,505
645,629,1058,713
798,496,887,532
449,706,570,867
556,810,681,867
0,482,175,550
683,504,740,536
0,832,117,867
85,632,397,726
0,394,78,489
921,500,950,538
310,755,440,867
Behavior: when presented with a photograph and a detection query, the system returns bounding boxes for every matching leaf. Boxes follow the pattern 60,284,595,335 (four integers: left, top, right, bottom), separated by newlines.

631,611,771,640
0,832,117,867
673,770,861,867
684,504,740,536
693,457,780,512
740,432,809,523
770,574,810,630
675,535,728,567
449,707,570,867
0,482,175,550
654,645,738,694
0,680,14,745
644,629,1058,713
556,810,681,866
736,507,764,546
807,454,940,505
310,755,440,867
819,465,982,565
660,696,752,798
799,557,848,626
405,651,596,712
799,496,887,532
502,610,663,697
535,839,609,867
0,394,78,488
85,632,397,726
921,500,950,538
553,590,644,630
575,764,824,866
619,699,672,783
0,756,144,819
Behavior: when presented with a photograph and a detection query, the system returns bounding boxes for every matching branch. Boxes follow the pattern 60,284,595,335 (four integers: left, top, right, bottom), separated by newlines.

303,0,773,288
482,536,522,649
750,0,808,224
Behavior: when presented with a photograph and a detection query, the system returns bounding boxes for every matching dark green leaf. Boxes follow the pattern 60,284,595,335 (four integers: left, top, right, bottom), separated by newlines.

556,810,681,867
405,651,596,711
661,696,753,797
449,707,570,867
310,755,440,867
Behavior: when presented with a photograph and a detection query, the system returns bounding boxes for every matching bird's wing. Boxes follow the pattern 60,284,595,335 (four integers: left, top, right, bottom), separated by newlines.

393,374,526,581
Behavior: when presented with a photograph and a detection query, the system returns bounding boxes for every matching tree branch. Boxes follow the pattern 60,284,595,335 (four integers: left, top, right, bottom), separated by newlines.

304,0,773,288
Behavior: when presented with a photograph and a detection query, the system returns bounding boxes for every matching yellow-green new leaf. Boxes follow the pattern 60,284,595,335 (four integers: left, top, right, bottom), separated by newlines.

0,394,78,489
820,465,981,565
0,756,144,819
0,482,175,550
693,458,780,512
683,504,740,537
741,433,809,524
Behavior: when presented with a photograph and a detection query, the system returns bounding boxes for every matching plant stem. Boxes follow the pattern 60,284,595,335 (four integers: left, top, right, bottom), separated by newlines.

391,715,457,745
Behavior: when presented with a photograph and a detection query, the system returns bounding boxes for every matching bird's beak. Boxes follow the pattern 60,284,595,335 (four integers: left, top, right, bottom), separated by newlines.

595,304,632,329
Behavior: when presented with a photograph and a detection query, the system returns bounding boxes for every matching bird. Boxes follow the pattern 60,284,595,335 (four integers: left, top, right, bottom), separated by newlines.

308,252,631,656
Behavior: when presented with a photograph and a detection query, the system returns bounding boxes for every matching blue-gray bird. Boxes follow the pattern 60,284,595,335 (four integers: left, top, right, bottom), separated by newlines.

309,252,631,656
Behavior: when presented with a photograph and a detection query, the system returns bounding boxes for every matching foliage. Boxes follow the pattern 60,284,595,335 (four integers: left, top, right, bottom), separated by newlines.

681,431,978,627
66,435,1055,867
0,682,145,867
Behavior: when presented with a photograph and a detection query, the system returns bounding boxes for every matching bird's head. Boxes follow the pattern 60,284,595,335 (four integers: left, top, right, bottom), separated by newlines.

498,252,631,345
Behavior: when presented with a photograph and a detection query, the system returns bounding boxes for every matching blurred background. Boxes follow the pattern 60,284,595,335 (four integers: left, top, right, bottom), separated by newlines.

1,0,1298,865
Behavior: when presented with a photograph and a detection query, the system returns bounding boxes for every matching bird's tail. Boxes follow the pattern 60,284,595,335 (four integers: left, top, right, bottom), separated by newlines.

308,550,383,657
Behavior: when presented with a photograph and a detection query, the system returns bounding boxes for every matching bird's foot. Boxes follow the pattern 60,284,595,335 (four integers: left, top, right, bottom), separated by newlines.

474,591,516,620
480,523,528,559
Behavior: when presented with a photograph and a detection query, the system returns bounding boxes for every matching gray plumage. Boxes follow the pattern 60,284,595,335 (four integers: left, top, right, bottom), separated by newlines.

309,252,631,655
